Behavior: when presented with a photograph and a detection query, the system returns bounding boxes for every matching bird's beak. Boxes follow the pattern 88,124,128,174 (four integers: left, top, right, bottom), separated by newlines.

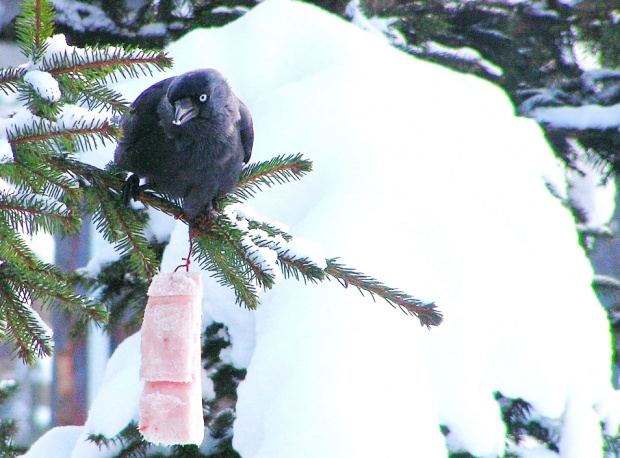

172,98,198,125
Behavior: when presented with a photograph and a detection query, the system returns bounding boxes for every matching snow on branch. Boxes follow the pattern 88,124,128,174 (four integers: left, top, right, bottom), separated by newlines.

97,154,442,326
7,113,117,155
0,190,78,235
0,0,442,367
531,104,620,131
0,0,172,364
425,41,504,78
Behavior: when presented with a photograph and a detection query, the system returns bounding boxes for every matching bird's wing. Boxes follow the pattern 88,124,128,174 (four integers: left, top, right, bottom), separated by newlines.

238,100,254,164
114,77,173,168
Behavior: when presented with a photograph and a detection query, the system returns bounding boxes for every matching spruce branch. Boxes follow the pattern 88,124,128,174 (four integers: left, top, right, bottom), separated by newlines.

8,118,118,154
88,421,149,458
0,67,26,95
15,0,55,63
42,47,172,83
231,153,313,201
0,381,17,406
106,156,441,324
0,271,54,365
90,183,157,280
0,216,45,271
208,409,236,440
324,259,443,327
209,214,278,290
45,157,158,280
192,230,261,309
274,252,326,285
74,81,130,115
16,80,61,121
0,156,82,207
0,190,79,235
0,218,106,320
0,380,24,457
247,219,293,242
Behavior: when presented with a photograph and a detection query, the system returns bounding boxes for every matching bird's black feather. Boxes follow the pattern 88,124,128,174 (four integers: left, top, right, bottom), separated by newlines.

238,101,254,164
115,69,253,219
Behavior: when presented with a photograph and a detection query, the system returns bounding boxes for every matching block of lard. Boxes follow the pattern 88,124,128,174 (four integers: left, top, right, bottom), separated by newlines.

139,378,203,446
139,272,204,446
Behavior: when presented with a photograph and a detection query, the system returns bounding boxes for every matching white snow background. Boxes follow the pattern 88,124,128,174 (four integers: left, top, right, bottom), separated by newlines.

19,0,620,456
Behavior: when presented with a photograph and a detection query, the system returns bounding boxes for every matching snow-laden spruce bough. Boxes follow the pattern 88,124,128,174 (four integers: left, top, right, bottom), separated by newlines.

4,0,620,456
0,0,442,455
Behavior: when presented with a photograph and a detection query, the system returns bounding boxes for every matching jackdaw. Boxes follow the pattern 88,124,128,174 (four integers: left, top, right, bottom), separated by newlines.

114,68,253,220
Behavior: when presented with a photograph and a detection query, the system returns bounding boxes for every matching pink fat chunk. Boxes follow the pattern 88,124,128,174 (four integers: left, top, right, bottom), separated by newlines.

139,272,204,445
140,295,200,382
139,379,204,446
140,272,202,382
147,271,202,297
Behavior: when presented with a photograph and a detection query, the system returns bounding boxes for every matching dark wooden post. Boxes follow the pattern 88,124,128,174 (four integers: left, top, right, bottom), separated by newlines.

50,221,90,426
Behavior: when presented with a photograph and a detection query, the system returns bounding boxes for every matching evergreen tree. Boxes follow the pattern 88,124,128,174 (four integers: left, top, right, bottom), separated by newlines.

359,0,620,180
0,380,26,457
0,0,440,454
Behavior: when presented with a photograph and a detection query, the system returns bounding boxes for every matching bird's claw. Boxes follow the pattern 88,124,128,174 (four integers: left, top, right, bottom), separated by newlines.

121,174,140,206
208,206,219,221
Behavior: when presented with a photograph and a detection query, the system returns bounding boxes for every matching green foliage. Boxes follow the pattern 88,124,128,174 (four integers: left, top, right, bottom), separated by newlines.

572,1,620,69
496,393,559,452
325,259,442,327
15,0,55,63
230,153,312,201
86,241,166,340
0,381,26,457
88,421,149,458
201,322,246,457
0,0,173,364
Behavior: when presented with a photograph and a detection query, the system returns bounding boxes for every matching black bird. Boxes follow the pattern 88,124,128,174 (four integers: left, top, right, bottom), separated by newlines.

115,68,253,220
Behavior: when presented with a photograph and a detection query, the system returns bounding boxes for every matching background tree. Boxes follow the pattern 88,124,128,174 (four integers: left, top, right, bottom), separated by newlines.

353,0,620,376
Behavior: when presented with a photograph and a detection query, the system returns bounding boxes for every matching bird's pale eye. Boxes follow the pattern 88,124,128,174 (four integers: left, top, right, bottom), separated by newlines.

199,94,208,103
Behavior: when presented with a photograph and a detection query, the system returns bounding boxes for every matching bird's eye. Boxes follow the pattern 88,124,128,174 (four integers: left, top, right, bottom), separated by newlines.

199,94,208,103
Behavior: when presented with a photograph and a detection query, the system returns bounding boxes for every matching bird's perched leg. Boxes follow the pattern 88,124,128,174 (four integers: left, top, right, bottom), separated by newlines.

121,174,141,206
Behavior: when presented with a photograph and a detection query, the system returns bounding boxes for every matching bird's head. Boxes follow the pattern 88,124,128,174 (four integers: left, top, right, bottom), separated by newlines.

166,69,231,126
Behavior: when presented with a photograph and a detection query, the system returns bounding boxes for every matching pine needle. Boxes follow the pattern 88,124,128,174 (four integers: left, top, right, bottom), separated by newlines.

232,153,312,201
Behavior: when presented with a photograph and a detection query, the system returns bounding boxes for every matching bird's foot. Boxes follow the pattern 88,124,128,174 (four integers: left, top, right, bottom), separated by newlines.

207,206,219,221
121,174,140,206
189,208,218,231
